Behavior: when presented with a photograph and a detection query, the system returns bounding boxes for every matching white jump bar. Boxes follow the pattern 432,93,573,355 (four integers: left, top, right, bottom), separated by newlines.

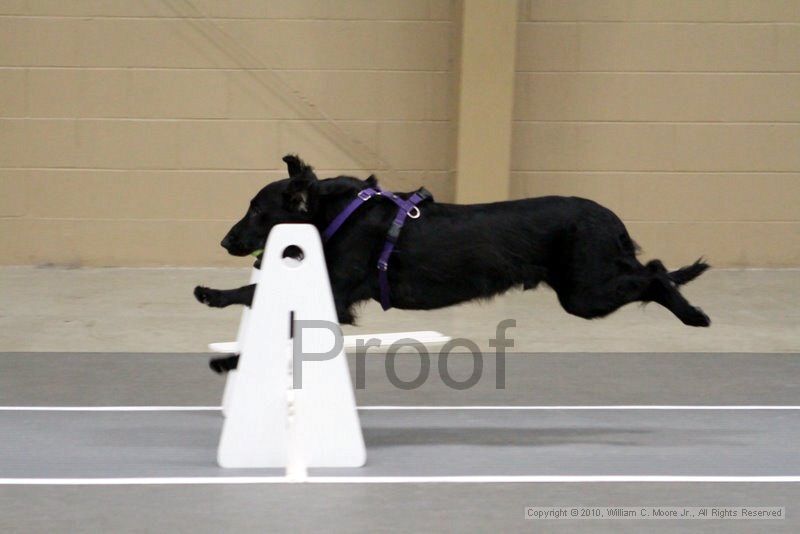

209,330,451,354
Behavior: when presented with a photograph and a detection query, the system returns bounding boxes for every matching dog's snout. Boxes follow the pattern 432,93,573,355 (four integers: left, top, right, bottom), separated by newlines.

220,235,232,250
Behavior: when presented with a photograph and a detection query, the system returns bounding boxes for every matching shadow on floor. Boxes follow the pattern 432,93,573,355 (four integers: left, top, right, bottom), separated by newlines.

363,426,747,448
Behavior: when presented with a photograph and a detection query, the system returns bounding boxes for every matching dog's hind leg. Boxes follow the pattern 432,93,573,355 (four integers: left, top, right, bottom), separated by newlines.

194,284,255,308
642,260,710,327
643,279,710,327
558,270,710,327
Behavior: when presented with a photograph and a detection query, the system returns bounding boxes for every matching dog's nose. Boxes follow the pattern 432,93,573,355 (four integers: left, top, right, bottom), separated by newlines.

221,235,232,249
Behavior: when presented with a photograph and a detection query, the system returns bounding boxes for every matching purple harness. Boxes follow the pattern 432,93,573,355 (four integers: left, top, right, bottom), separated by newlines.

322,186,432,311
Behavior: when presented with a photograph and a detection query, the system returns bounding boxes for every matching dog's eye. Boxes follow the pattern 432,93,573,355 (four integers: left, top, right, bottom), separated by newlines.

249,206,263,217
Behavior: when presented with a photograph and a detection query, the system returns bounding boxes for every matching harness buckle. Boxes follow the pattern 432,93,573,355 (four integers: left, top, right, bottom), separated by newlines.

417,187,433,200
407,206,421,219
358,189,373,201
387,220,403,243
377,260,389,271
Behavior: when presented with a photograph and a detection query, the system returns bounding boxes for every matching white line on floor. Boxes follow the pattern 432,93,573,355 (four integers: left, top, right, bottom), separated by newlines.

0,406,221,411
2,405,800,412
359,405,800,411
2,476,800,486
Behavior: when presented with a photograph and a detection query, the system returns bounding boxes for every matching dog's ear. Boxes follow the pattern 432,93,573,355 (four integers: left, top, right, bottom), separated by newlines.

365,174,378,188
282,154,316,180
282,155,318,213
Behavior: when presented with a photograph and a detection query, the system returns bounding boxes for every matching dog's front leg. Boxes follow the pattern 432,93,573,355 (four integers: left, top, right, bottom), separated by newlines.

209,354,239,374
193,284,255,308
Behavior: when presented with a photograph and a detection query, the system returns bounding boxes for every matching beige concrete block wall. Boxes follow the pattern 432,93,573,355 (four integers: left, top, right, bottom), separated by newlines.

3,1,800,267
0,0,456,266
512,0,800,267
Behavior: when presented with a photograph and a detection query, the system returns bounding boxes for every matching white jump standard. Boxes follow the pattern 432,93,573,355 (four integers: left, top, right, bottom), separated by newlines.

214,223,449,472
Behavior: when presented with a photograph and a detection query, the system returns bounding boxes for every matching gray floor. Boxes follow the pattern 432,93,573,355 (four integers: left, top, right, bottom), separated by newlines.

2,351,800,533
3,483,799,534
2,409,798,479
4,351,800,406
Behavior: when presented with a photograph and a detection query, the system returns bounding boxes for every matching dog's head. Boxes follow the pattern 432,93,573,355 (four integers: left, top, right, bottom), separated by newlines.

220,154,377,257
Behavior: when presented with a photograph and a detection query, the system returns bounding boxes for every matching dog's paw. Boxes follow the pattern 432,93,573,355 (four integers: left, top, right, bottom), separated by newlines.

194,286,226,308
683,306,711,327
209,355,239,374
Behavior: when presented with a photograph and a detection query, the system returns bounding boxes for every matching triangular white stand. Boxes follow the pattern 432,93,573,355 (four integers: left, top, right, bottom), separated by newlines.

217,224,366,470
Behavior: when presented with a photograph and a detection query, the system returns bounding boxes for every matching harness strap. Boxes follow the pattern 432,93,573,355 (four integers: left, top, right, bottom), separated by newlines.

376,189,429,310
321,186,432,311
321,187,380,241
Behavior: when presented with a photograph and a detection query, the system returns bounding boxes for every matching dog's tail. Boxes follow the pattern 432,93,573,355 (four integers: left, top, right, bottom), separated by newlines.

668,258,710,285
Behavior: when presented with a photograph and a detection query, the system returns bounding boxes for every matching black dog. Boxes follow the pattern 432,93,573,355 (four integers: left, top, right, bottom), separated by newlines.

196,155,709,373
